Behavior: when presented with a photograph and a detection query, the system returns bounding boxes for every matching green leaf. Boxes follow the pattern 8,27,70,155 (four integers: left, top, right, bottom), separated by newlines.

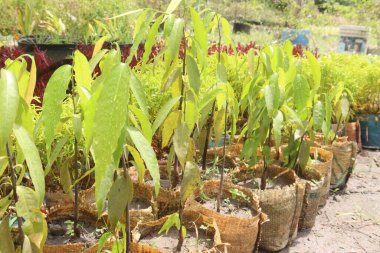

186,55,201,95
298,141,310,170
13,124,45,205
313,101,324,131
129,105,152,143
142,15,164,66
264,85,274,117
92,63,130,214
89,49,109,73
15,186,40,218
190,7,208,68
180,161,201,204
340,97,350,120
0,192,12,217
108,175,133,228
158,212,180,234
152,96,181,134
92,36,109,58
127,10,155,65
305,51,320,89
217,63,227,84
60,162,73,199
162,67,181,92
127,127,160,196
165,0,183,15
164,18,184,68
214,109,226,148
293,74,310,117
127,145,146,184
42,65,72,148
161,111,181,148
74,50,92,90
173,123,189,168
0,69,19,148
0,216,15,253
97,232,112,253
273,111,283,149
130,72,149,118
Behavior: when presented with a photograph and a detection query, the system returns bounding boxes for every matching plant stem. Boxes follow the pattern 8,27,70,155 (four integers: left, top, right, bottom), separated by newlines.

332,115,342,143
173,32,187,188
217,102,229,213
72,95,80,238
202,101,216,171
176,204,184,251
6,143,24,245
121,152,131,253
261,122,272,190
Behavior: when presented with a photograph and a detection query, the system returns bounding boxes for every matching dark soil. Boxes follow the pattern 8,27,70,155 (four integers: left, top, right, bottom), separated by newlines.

46,218,100,246
201,198,256,218
129,198,151,210
139,226,213,252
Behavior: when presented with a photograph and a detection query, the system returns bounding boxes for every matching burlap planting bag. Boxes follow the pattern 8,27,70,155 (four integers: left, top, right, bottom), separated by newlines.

297,167,324,230
183,180,266,253
131,214,226,253
325,137,357,189
84,241,164,253
43,204,99,253
232,164,305,251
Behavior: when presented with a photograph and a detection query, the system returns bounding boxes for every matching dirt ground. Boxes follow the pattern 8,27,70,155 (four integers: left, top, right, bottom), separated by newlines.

277,149,380,253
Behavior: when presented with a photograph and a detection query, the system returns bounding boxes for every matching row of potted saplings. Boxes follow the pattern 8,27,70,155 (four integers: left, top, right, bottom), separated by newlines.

43,129,357,253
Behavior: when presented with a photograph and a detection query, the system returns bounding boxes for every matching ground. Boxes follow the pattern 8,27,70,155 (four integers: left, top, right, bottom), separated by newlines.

281,149,380,253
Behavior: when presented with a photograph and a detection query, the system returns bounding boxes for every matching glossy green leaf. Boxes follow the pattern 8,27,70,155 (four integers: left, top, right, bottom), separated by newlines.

92,63,130,214
42,65,72,148
13,124,45,205
127,127,160,195
127,145,145,184
142,15,164,65
0,69,19,148
130,72,149,118
293,74,310,115
152,96,180,134
89,49,108,73
180,161,200,204
108,174,133,228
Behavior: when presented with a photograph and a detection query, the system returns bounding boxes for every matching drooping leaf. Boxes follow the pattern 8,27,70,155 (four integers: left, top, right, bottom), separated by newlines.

186,55,201,95
130,71,149,118
127,144,146,184
142,15,164,65
0,69,19,148
92,63,130,214
165,0,183,15
190,7,208,68
180,161,201,204
92,36,109,58
161,111,181,148
340,97,350,120
164,18,184,68
298,141,310,170
42,65,72,148
293,74,310,118
13,124,45,205
173,123,189,168
152,96,181,134
108,174,133,228
74,50,92,90
127,127,160,196
60,162,73,200
23,55,36,105
129,105,152,143
89,49,109,73
305,51,321,89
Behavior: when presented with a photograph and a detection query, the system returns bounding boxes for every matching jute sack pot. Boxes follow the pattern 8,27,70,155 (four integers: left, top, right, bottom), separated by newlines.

297,167,324,230
84,240,164,253
183,180,267,253
232,164,305,251
324,137,357,189
43,204,99,253
131,214,226,253
204,144,243,168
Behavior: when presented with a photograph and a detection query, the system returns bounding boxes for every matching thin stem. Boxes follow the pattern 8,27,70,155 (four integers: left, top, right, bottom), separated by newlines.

217,102,228,212
72,94,80,238
121,152,131,253
6,143,24,245
261,122,272,190
202,101,216,171
176,204,184,251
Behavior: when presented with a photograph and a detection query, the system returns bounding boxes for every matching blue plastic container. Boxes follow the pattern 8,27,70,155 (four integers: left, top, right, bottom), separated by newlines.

281,29,311,46
358,114,380,149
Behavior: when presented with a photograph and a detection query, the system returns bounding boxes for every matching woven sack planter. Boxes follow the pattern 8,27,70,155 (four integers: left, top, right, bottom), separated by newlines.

131,214,226,253
232,164,305,251
345,121,362,152
297,166,324,230
43,204,99,253
183,180,266,253
204,144,243,168
84,241,164,253
324,137,357,190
